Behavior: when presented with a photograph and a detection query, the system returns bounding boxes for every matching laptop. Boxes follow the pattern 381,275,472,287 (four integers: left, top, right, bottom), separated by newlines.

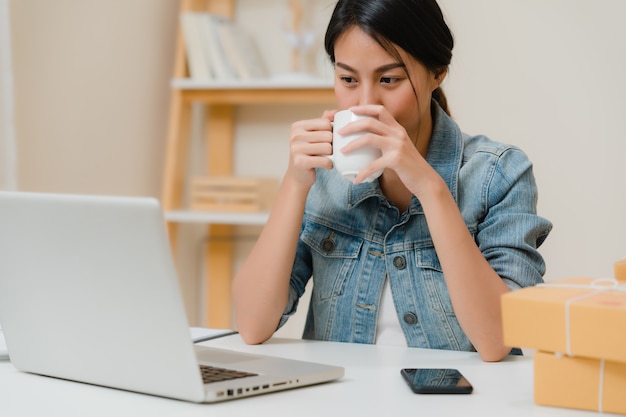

0,191,343,402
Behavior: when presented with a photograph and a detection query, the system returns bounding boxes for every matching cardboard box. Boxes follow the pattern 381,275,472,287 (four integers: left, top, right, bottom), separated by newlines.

190,176,278,213
616,258,626,281
534,351,626,414
501,277,626,362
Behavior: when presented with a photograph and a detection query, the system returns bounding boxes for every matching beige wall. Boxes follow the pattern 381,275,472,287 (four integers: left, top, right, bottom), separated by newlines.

11,0,178,196
9,0,626,335
439,0,626,280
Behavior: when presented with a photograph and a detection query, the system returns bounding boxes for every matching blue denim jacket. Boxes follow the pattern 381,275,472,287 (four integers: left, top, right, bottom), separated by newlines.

280,102,552,351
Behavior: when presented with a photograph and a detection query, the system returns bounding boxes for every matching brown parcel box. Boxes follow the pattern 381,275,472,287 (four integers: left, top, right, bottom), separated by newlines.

535,351,626,414
501,277,626,362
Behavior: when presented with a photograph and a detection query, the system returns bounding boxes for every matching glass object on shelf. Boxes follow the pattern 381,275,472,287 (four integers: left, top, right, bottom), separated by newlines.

277,0,317,82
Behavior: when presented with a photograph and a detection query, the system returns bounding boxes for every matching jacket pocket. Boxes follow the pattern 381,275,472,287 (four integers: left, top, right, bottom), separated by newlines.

301,221,363,301
416,247,455,315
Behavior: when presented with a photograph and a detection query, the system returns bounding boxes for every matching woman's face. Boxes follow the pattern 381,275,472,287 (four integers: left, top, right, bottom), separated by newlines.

332,26,441,142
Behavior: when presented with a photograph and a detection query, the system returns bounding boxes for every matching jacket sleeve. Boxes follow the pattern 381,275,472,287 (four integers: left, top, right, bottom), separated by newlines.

476,146,553,290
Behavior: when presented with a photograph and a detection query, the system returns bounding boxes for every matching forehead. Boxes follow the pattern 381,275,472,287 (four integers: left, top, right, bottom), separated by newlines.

333,26,419,73
334,27,398,66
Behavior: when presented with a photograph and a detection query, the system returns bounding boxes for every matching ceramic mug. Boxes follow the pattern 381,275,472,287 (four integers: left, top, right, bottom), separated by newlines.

329,110,383,183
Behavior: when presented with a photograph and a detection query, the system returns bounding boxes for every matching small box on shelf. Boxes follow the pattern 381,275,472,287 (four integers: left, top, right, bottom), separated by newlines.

615,257,626,281
190,176,278,213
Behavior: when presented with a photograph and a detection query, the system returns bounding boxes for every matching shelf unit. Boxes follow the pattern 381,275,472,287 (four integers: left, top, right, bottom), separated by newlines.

164,210,269,226
163,0,336,328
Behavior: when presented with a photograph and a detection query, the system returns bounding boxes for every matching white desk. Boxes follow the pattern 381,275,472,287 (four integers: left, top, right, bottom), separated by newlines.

0,335,600,417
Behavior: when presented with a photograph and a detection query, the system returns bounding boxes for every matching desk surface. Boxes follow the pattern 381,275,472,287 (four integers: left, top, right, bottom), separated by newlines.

0,335,599,417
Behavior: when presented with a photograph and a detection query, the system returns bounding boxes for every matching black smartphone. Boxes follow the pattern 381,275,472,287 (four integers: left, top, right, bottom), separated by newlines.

400,368,473,394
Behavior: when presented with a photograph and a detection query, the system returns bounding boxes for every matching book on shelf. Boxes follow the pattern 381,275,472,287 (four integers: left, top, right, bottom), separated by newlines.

180,11,267,82
180,12,212,80
215,19,268,80
198,13,236,81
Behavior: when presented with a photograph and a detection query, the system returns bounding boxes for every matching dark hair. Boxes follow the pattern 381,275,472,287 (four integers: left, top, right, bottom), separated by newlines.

324,0,454,116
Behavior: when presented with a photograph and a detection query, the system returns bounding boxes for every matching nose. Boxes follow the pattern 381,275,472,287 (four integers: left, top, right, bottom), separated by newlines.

358,83,380,106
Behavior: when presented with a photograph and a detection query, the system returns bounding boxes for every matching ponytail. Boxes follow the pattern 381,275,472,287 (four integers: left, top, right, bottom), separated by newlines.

432,87,451,116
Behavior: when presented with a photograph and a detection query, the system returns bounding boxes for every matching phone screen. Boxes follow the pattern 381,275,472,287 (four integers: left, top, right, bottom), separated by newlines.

400,368,473,394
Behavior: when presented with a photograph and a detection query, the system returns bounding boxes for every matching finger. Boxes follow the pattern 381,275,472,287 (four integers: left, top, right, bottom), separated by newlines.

347,104,386,119
292,118,333,134
291,129,333,145
336,117,385,137
291,151,334,172
353,162,385,185
322,109,340,121
348,104,399,128
292,141,333,157
337,132,381,154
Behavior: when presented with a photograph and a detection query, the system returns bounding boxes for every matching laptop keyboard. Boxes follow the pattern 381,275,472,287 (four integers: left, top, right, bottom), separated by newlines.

199,365,258,384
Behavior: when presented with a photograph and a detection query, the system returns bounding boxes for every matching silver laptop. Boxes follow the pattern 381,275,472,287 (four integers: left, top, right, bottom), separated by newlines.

0,191,343,402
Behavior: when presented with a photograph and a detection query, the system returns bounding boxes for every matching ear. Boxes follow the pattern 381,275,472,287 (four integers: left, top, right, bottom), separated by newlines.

431,68,448,91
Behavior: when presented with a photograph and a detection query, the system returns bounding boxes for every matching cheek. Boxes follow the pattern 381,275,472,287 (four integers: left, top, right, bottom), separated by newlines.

333,85,358,110
385,91,421,132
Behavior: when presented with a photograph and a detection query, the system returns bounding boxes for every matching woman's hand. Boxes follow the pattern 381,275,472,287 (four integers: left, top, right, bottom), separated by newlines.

286,110,336,189
335,104,433,193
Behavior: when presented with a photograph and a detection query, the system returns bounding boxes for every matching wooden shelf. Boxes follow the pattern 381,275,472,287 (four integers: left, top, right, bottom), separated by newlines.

165,210,269,225
171,77,334,90
163,0,336,329
170,79,335,105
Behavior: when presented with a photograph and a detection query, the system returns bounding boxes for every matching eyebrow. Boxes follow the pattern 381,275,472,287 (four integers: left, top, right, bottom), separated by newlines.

335,62,406,73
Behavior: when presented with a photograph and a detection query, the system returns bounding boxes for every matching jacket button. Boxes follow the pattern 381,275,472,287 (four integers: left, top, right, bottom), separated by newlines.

393,255,406,269
403,312,418,325
320,238,335,253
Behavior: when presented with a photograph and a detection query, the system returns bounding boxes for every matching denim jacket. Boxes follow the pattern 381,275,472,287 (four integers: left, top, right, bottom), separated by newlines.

280,102,552,351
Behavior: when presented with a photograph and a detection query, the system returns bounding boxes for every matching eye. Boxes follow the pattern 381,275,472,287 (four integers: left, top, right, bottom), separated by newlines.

380,76,400,85
340,76,357,85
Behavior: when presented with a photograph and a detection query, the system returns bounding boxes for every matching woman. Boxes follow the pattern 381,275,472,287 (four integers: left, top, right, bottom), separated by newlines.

232,0,552,362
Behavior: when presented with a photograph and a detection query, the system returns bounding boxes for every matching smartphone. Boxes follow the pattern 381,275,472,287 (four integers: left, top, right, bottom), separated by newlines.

400,368,473,394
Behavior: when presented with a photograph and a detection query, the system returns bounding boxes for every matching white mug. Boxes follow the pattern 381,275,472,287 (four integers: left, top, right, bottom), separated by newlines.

329,110,383,183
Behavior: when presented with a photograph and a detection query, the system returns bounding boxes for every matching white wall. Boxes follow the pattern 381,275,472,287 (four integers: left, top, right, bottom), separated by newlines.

9,1,626,334
438,0,626,279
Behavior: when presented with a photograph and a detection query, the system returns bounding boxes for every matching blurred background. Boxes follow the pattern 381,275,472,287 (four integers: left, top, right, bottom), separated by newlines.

3,0,625,336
